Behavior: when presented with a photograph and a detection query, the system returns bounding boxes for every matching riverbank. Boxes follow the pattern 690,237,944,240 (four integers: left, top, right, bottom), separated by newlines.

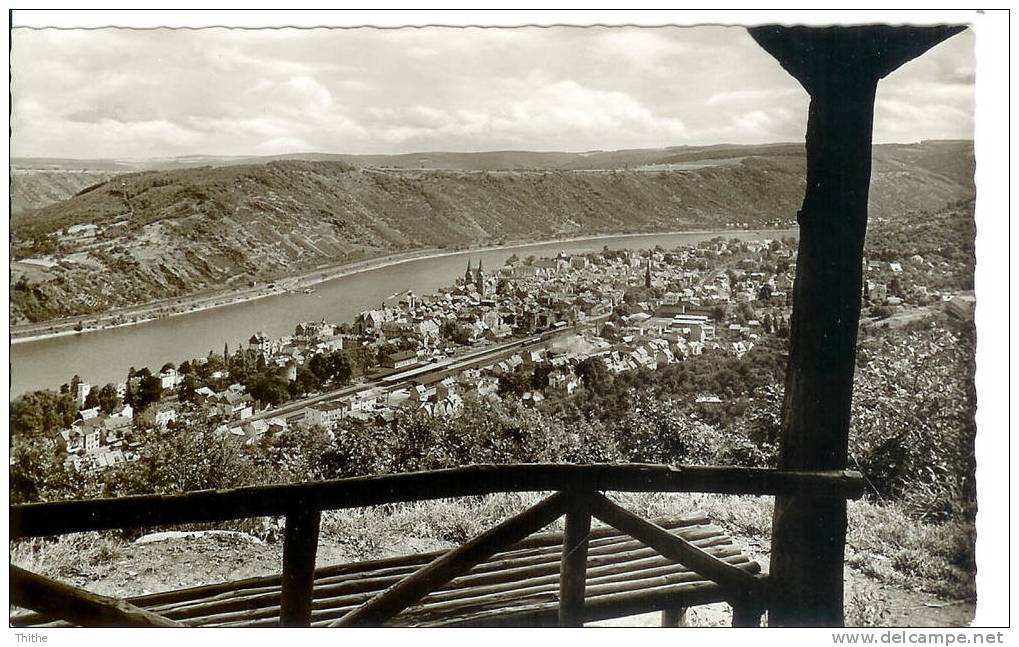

12,227,793,345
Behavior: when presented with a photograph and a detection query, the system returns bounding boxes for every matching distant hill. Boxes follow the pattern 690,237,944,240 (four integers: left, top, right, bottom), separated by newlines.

11,169,120,214
10,141,974,324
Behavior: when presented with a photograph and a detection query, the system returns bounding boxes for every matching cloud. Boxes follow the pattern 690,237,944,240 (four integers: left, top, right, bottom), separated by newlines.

10,25,974,158
705,88,803,107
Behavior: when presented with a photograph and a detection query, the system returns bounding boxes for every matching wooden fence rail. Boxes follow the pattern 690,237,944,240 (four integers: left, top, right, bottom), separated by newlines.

10,463,865,628
10,463,865,540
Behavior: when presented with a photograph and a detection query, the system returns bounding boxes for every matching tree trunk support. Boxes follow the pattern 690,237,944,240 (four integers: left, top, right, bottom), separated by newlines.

748,25,966,627
558,503,592,627
662,607,688,627
280,505,321,627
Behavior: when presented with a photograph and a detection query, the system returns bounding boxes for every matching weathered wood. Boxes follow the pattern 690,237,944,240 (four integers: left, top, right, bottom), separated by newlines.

330,492,568,627
148,529,731,623
748,24,965,628
731,602,764,627
147,526,724,618
558,505,592,627
180,543,752,627
662,607,688,627
10,565,184,628
173,544,746,626
279,506,320,626
10,464,865,539
585,493,763,599
255,556,760,628
426,579,750,628
16,521,706,628
125,515,712,612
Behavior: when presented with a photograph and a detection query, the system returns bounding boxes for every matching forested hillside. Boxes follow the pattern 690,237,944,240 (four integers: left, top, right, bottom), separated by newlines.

10,141,974,324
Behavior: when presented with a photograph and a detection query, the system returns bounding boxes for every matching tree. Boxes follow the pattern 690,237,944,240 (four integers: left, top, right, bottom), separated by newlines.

575,357,612,394
160,362,176,373
290,366,322,398
531,363,553,390
329,352,353,385
178,374,199,404
96,383,119,414
497,370,530,398
135,374,163,411
250,375,290,407
83,388,101,411
599,322,619,341
11,391,77,438
308,353,332,382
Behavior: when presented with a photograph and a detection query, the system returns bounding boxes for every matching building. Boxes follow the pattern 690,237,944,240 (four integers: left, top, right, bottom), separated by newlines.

385,350,419,369
303,401,350,427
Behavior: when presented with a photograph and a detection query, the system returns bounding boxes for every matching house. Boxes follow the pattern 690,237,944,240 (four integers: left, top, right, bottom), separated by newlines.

159,368,182,390
945,295,976,322
866,281,888,302
248,332,276,355
547,371,581,394
153,406,177,428
304,401,350,427
384,350,418,369
64,223,99,241
211,386,254,420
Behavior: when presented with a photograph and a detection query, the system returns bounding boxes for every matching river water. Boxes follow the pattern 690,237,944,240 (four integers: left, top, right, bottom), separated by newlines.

9,229,796,396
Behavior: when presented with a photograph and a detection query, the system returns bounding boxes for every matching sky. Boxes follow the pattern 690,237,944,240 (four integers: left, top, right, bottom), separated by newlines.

11,25,975,159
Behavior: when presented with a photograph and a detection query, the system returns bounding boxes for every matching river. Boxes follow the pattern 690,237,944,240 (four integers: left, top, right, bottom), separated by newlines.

9,229,797,396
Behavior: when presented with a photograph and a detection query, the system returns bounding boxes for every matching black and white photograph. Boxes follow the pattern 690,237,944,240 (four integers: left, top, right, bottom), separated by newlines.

6,8,1009,639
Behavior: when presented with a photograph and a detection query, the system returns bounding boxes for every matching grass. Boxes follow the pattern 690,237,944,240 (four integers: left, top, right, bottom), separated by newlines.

845,500,976,600
10,532,125,584
844,588,894,627
11,492,974,615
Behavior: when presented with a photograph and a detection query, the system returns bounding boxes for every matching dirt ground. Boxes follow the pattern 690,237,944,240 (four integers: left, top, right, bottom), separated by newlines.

45,529,973,628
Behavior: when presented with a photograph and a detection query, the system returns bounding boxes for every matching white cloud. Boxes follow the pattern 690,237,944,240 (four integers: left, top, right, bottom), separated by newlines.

9,25,974,158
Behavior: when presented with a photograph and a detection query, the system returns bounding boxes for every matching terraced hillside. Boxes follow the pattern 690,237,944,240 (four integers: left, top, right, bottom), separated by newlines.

10,141,974,325
11,169,119,214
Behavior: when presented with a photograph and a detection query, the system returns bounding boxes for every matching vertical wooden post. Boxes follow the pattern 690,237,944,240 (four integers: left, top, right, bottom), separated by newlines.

558,505,591,627
748,25,965,627
661,607,688,627
731,601,764,627
279,505,321,627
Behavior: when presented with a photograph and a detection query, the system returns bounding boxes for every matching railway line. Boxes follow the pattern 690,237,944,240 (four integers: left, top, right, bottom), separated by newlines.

228,315,609,428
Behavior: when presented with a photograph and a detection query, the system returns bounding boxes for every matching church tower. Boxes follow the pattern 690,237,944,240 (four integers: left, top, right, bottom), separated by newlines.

476,258,485,295
465,259,473,286
645,257,652,289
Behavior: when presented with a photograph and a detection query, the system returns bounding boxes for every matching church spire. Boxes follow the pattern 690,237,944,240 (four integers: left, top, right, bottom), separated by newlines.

645,256,652,289
465,258,473,285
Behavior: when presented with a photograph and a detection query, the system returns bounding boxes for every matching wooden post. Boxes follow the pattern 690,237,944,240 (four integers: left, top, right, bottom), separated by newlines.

11,565,184,627
748,25,966,627
731,601,764,627
279,505,321,627
558,504,592,627
661,607,688,627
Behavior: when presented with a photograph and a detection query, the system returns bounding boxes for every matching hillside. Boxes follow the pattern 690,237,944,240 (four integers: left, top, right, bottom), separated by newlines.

11,169,119,214
10,141,974,325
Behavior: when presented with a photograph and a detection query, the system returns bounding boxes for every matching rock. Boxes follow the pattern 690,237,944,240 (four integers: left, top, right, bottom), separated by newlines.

134,529,264,545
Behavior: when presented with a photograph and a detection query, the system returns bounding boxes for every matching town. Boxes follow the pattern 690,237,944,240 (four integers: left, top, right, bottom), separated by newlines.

14,232,974,476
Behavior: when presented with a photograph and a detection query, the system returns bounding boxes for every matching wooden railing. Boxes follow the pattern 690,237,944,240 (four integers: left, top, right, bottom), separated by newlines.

10,463,865,627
